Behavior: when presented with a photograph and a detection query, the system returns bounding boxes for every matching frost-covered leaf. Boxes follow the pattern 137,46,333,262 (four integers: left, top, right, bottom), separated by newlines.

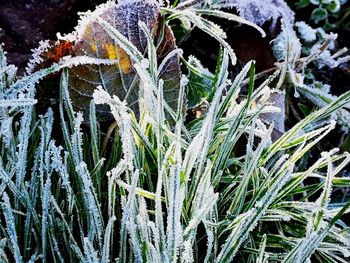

311,7,328,23
27,0,181,121
185,56,215,107
209,0,295,27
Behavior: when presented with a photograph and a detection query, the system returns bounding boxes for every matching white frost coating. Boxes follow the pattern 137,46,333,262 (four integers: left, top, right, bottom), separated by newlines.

295,21,317,42
272,21,301,63
4,64,17,83
93,86,135,171
140,58,150,69
118,0,157,6
0,98,38,108
180,74,189,87
0,117,13,150
210,0,295,27
182,240,194,263
310,42,350,69
298,84,350,132
188,55,214,78
92,85,111,104
2,193,23,263
77,162,104,246
58,0,117,43
26,40,51,74
60,56,119,68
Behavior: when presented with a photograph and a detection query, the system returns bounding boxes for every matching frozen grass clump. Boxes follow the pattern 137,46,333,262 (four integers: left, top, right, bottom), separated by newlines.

1,1,350,262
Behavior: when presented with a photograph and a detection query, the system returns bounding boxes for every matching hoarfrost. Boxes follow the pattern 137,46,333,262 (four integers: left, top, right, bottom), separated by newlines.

93,86,135,172
26,40,51,74
295,21,317,42
272,21,301,63
2,193,23,263
310,42,350,69
182,240,194,263
210,0,294,27
92,85,111,105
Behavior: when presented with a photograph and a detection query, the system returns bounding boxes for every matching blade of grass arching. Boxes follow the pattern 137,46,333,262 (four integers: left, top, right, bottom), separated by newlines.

14,106,33,213
89,101,102,198
253,125,337,208
0,166,40,231
181,55,215,81
139,21,157,83
208,47,224,102
183,49,229,215
217,61,254,120
2,193,23,263
50,196,84,260
216,164,294,262
257,234,267,263
192,9,266,38
282,196,350,263
262,90,350,163
6,56,117,97
228,123,273,216
275,150,350,204
101,216,116,263
59,70,75,161
162,8,237,64
217,125,332,262
267,124,334,206
6,63,62,96
212,63,255,184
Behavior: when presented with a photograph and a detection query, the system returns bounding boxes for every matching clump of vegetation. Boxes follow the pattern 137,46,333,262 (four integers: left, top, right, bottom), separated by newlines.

0,0,350,262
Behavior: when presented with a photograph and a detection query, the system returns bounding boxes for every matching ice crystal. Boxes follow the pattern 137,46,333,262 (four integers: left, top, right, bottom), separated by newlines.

25,40,52,74
182,240,194,263
295,21,317,42
92,85,111,105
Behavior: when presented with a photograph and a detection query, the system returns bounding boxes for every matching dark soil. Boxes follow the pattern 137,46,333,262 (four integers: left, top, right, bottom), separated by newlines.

0,0,105,73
